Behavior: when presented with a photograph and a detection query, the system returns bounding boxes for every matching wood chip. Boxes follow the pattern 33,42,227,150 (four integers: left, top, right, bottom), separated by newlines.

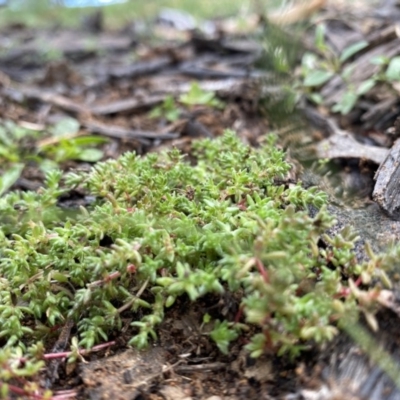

373,138,400,218
316,131,388,164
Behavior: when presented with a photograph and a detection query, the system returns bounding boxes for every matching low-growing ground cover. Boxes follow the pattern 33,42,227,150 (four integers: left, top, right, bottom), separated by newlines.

0,131,395,398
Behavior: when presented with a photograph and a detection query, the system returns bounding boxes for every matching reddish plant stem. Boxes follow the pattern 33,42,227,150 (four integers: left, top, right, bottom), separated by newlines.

255,258,269,283
335,276,363,298
234,305,244,324
1,341,115,399
2,382,78,400
89,271,121,287
43,340,116,360
0,382,44,400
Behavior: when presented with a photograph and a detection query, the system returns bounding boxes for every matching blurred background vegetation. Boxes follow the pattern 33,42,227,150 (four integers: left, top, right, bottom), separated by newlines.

0,0,280,28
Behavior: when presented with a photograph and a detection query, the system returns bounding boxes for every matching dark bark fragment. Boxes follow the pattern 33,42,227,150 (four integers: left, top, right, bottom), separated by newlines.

373,138,400,218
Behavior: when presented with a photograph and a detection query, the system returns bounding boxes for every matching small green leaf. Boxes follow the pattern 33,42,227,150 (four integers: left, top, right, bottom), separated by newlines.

149,95,181,121
386,57,400,81
71,136,108,146
75,148,103,162
148,107,162,119
370,55,389,65
0,144,19,162
165,295,176,308
308,93,323,104
165,109,180,122
332,91,358,115
340,41,368,63
51,117,80,137
0,163,24,196
210,320,238,354
341,65,355,81
39,159,59,174
179,82,223,108
314,23,327,52
301,52,318,70
203,313,211,324
52,272,69,283
357,79,376,96
303,70,334,87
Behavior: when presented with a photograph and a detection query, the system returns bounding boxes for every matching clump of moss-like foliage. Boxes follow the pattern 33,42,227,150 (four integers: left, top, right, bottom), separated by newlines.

0,130,395,395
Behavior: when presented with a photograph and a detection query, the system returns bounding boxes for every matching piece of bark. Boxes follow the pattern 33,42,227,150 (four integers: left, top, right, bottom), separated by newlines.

301,105,338,137
0,32,134,65
373,138,400,218
178,53,261,79
4,82,164,117
109,56,172,79
324,19,365,55
2,85,91,115
366,24,398,48
83,120,179,142
361,98,398,129
179,62,258,79
316,131,388,164
183,119,214,138
145,76,259,97
89,95,165,115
